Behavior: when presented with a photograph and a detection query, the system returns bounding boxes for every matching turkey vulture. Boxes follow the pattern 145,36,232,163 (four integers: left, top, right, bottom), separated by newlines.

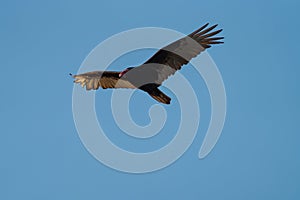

71,23,223,104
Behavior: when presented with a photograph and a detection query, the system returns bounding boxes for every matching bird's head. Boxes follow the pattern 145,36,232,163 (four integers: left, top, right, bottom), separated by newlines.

119,67,134,78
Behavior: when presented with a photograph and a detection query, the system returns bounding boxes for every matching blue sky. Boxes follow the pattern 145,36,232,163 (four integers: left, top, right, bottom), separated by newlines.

1,0,300,199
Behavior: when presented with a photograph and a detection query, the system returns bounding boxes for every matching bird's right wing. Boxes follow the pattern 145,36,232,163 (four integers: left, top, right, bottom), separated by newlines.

72,71,136,90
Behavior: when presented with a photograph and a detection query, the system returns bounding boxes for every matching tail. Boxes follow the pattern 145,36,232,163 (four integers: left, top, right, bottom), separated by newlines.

148,87,171,104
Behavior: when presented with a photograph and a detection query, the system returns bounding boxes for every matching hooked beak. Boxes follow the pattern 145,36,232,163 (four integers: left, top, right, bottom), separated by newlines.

119,69,129,78
119,71,125,78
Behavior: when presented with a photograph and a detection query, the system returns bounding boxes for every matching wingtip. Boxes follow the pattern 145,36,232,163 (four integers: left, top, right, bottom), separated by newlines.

189,23,210,36
69,73,75,78
200,22,210,30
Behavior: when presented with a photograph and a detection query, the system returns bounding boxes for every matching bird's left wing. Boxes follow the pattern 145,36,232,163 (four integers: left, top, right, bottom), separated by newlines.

72,71,136,90
143,23,224,84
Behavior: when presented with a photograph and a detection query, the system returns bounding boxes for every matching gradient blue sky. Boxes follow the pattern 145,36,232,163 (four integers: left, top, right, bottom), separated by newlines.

1,0,300,199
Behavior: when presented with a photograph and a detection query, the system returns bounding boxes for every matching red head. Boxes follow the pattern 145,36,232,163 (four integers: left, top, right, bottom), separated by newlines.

119,67,134,78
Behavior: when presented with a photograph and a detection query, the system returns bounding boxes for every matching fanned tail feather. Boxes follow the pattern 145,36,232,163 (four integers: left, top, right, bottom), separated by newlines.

148,88,171,104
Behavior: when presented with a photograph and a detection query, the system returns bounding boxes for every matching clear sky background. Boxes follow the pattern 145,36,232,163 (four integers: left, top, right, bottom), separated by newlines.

1,0,300,199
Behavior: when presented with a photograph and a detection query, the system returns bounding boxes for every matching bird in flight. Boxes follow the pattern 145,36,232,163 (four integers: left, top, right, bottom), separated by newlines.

71,23,223,104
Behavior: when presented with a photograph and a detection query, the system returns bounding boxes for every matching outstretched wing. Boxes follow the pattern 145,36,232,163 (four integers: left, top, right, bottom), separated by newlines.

143,23,224,84
72,71,136,90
